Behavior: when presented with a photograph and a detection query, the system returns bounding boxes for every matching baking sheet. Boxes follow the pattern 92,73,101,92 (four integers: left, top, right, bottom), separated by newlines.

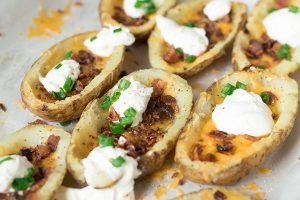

0,0,300,199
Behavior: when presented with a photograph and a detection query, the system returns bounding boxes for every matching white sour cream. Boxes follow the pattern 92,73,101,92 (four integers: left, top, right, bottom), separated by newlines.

156,15,209,56
263,8,300,48
84,25,135,57
212,89,274,136
0,155,33,192
40,59,80,93
203,0,231,21
112,78,153,127
53,146,140,200
123,0,162,19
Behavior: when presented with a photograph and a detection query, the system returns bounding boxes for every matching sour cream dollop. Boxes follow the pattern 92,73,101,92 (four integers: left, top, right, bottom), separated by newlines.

203,0,231,21
263,8,300,48
112,78,153,127
0,155,33,193
123,0,162,18
212,89,274,136
84,25,135,57
40,59,80,93
156,15,209,56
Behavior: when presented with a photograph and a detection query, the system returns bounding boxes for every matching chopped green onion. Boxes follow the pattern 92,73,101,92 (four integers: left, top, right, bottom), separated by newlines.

63,77,74,92
113,28,122,33
101,96,112,111
185,55,196,63
288,5,299,13
134,0,156,14
17,196,22,200
120,117,134,126
236,81,247,90
110,156,126,167
221,83,235,97
109,123,125,134
268,8,278,14
12,168,35,191
118,79,131,90
51,89,66,100
90,35,97,42
260,92,270,104
145,3,156,14
59,121,71,126
257,65,265,70
0,156,13,165
98,134,114,148
135,1,143,8
175,48,183,54
124,107,137,117
54,63,63,70
63,51,73,60
111,91,121,102
276,44,292,60
184,22,196,28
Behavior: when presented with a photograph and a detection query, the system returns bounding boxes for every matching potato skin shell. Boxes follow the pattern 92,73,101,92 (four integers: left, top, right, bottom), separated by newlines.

175,71,298,184
21,31,124,122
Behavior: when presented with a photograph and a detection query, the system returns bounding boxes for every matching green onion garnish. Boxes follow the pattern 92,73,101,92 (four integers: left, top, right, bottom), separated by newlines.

276,44,292,60
0,156,13,165
98,134,114,148
113,28,122,33
260,92,270,104
221,83,236,97
124,107,137,117
120,117,134,126
257,65,265,70
54,63,63,70
51,89,66,100
101,96,112,111
134,0,157,14
90,35,97,42
145,3,156,14
236,81,247,90
184,22,196,28
185,55,196,63
268,8,278,14
63,77,74,92
288,5,299,13
12,168,35,191
63,51,73,60
118,79,131,90
59,121,71,126
109,123,125,134
175,48,183,54
110,156,126,167
111,91,121,103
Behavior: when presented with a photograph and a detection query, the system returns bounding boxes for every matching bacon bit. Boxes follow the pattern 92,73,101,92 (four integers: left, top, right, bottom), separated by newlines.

74,1,83,7
208,130,235,140
245,40,264,59
107,107,120,122
28,119,47,125
113,6,147,26
47,135,60,152
87,68,101,80
151,79,167,98
0,103,7,112
244,135,258,142
216,143,234,153
41,105,48,111
171,172,179,178
214,190,227,200
191,144,203,161
71,50,95,65
205,153,217,162
275,0,289,8
163,44,183,64
272,113,278,120
264,91,277,105
75,80,84,92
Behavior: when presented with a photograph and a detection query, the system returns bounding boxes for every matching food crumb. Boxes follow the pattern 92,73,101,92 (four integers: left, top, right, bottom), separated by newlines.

253,192,265,200
16,100,27,110
257,166,272,175
0,103,7,112
28,119,47,125
239,181,261,191
154,186,167,199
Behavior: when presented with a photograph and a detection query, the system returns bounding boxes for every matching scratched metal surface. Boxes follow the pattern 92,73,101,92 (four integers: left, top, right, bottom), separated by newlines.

0,0,300,199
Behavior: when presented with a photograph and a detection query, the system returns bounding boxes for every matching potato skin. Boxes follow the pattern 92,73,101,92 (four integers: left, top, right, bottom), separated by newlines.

0,125,71,200
99,0,176,40
175,71,298,184
21,31,124,122
67,69,193,184
232,0,300,74
148,0,247,77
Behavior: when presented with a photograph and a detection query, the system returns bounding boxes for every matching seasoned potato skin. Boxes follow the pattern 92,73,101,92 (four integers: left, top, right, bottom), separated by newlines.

0,125,70,200
175,71,298,184
232,0,300,74
148,0,247,77
21,31,124,122
67,69,193,184
99,0,176,39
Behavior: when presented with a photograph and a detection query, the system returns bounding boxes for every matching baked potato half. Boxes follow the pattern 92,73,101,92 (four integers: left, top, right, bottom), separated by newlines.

99,0,176,39
175,70,298,184
232,0,300,74
173,188,251,200
148,0,247,77
0,124,70,200
21,31,124,122
67,69,193,184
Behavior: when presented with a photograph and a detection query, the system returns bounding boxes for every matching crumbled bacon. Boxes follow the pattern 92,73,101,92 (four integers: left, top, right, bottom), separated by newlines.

71,50,95,65
163,44,183,64
47,135,60,152
208,130,235,140
151,79,167,98
216,143,234,153
204,153,217,162
75,80,84,92
244,40,264,59
275,0,289,8
263,91,277,105
214,190,227,200
113,6,147,26
107,107,120,122
191,144,204,161
0,103,7,112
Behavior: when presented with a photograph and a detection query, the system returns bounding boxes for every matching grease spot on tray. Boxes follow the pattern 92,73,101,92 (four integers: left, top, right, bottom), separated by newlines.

27,1,71,38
